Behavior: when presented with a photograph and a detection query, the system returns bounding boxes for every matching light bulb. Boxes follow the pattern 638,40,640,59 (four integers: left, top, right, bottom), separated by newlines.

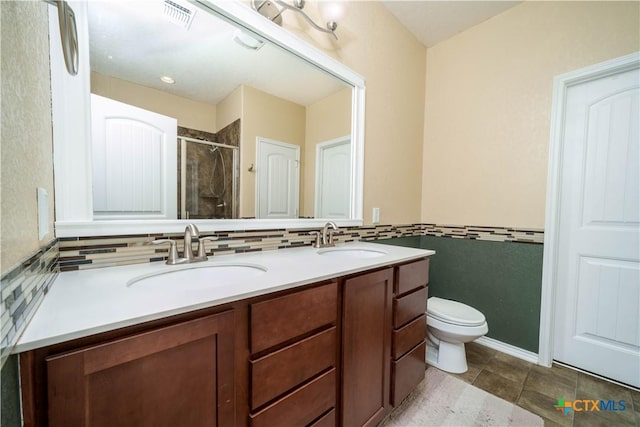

318,1,344,25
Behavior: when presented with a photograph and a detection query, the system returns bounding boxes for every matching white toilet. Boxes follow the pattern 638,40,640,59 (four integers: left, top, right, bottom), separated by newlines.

426,297,488,374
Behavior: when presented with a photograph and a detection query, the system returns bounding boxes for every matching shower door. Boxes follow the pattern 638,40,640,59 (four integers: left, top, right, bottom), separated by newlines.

179,138,238,219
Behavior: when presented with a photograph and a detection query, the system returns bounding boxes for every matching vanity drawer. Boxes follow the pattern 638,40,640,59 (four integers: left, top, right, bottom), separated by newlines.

251,327,336,409
309,409,336,427
250,282,337,353
250,368,336,427
393,314,426,359
391,341,426,406
395,259,429,295
394,286,428,328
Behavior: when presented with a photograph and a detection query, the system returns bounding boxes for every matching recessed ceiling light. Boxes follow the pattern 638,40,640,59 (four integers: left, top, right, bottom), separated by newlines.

160,76,175,84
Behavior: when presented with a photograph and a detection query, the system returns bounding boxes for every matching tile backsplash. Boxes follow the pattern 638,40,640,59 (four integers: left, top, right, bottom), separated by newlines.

57,223,543,272
57,224,426,271
0,222,543,364
0,240,58,365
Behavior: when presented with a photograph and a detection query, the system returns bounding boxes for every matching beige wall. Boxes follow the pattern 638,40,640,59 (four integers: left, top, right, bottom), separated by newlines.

1,2,55,273
421,1,640,229
279,2,427,225
304,88,352,216
11,1,630,260
216,86,242,132
240,85,306,218
91,72,217,133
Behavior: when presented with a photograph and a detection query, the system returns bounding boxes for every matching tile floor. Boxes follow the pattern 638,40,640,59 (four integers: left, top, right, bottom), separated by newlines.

444,342,640,426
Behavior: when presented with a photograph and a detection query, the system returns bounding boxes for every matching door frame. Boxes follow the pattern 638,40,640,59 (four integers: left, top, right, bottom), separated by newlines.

538,51,640,367
314,135,351,219
255,137,300,219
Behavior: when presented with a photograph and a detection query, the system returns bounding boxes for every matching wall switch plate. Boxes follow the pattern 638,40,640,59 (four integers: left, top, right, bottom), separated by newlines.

372,207,380,224
37,188,49,240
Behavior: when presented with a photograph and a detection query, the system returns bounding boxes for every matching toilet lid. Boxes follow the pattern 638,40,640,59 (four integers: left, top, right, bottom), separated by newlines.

427,297,486,326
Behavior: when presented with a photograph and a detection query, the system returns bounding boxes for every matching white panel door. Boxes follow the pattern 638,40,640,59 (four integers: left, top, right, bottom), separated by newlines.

91,94,177,219
256,138,299,219
553,65,640,387
315,137,351,219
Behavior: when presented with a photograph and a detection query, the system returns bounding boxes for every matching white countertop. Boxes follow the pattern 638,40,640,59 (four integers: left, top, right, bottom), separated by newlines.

14,242,434,353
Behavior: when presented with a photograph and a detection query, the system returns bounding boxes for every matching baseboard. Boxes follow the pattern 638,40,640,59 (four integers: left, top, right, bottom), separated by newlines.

474,336,539,364
553,361,640,392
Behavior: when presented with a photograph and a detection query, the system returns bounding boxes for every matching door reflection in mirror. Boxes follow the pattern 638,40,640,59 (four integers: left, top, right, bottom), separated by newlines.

256,138,300,219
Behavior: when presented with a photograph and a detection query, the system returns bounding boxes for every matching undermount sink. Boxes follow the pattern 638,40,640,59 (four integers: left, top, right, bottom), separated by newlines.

317,247,387,259
127,263,267,291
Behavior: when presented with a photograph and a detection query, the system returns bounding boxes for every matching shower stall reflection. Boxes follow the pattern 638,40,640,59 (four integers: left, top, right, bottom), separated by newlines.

179,137,239,219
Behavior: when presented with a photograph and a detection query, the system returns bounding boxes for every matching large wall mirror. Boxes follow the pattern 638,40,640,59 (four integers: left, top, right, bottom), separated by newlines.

49,0,364,237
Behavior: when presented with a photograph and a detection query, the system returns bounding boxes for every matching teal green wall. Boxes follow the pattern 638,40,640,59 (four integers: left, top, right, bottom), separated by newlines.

1,355,21,426
376,235,543,353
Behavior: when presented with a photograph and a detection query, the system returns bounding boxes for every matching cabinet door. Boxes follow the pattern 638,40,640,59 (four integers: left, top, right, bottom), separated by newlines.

46,311,235,427
342,268,393,427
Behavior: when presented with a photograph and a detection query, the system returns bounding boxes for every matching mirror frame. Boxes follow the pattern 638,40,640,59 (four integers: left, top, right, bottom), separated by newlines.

50,0,365,237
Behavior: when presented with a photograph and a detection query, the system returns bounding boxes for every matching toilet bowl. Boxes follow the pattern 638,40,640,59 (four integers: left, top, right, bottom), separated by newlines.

426,297,488,374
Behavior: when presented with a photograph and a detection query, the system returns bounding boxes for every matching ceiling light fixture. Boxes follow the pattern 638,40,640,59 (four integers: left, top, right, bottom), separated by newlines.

233,29,265,50
251,0,344,40
160,76,175,84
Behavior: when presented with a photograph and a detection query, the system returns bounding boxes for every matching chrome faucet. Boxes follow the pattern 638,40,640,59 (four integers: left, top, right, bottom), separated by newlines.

312,221,339,248
151,224,218,265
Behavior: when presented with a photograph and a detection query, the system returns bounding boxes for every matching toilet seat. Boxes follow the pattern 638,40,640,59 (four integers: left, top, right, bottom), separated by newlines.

427,297,486,327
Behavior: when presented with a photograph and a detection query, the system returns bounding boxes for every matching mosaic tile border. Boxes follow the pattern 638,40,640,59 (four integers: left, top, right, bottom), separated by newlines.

57,224,423,271
1,240,58,366
419,224,544,244
57,223,543,272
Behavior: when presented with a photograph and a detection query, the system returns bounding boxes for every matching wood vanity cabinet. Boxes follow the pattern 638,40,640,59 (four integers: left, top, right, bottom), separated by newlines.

19,257,431,427
341,268,393,427
248,281,338,427
44,310,235,427
391,259,429,406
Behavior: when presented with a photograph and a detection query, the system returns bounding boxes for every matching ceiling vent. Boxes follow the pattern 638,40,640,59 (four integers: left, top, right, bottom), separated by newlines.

163,0,196,30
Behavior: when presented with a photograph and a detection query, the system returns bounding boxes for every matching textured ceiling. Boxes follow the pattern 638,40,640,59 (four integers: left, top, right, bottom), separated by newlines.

87,0,347,107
